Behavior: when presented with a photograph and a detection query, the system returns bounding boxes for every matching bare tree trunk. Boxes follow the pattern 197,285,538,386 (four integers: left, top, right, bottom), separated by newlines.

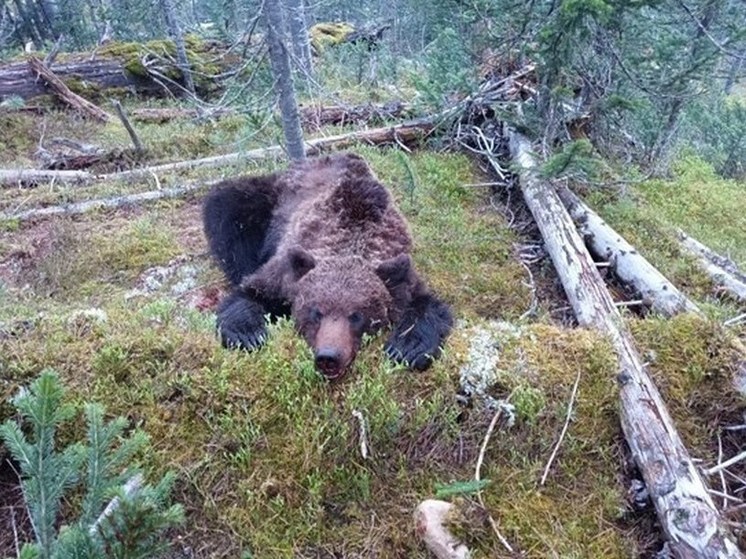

12,0,46,45
263,0,305,161
285,0,313,80
509,130,742,559
160,0,195,96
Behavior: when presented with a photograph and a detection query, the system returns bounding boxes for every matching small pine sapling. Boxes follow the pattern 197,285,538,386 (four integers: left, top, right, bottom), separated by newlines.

0,370,184,559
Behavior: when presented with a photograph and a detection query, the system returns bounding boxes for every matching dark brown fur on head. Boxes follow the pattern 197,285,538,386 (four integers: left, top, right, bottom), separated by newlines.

282,249,411,379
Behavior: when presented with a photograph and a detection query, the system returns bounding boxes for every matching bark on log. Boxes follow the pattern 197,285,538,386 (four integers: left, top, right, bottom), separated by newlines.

556,184,701,316
679,232,746,302
1,57,136,100
509,130,742,559
0,41,233,101
27,56,113,122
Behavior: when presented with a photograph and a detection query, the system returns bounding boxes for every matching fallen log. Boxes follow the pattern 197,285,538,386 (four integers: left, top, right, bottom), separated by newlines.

556,185,701,316
0,40,233,101
0,117,434,190
679,232,746,302
508,130,742,558
678,231,746,283
27,56,113,122
130,107,236,123
0,118,436,219
129,102,410,130
109,118,433,181
1,183,208,221
0,168,96,187
300,101,409,130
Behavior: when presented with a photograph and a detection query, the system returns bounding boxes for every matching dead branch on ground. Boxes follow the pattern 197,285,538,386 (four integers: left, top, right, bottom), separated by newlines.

27,56,113,122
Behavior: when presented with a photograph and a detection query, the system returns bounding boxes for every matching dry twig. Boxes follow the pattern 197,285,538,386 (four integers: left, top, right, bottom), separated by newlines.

474,398,514,553
540,370,581,486
352,409,370,460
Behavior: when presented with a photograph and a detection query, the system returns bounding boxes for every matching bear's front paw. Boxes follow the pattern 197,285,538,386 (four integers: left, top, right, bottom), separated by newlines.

218,321,267,350
384,339,440,371
385,333,439,371
216,291,269,351
385,294,453,370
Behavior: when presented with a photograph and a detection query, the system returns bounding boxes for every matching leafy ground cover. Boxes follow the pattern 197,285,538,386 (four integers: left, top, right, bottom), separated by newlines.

1,106,745,557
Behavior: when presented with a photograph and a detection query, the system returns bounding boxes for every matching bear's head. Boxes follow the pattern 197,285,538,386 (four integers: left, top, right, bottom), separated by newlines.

246,247,412,380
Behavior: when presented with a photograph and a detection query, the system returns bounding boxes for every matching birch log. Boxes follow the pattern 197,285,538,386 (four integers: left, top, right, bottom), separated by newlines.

509,130,742,558
556,185,701,316
678,232,746,302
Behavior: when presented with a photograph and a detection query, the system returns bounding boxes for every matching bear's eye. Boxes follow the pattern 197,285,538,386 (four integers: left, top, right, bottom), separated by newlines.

348,311,365,328
309,307,323,323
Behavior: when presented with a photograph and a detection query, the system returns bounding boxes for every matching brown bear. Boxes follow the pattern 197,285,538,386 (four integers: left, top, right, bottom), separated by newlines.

202,152,452,379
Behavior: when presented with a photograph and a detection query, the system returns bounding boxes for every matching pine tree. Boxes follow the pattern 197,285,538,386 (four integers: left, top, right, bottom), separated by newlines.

0,370,183,559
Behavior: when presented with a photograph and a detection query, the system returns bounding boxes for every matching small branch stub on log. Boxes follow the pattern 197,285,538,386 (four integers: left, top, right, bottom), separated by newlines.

508,130,742,558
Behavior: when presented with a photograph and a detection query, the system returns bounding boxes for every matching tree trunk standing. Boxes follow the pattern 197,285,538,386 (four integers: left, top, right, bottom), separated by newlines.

263,0,306,161
160,0,195,96
724,50,745,95
12,0,46,45
285,0,313,80
648,0,720,168
509,130,743,558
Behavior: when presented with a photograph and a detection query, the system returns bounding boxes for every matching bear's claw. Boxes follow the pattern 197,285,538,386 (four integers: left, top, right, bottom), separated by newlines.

216,291,269,351
385,293,453,371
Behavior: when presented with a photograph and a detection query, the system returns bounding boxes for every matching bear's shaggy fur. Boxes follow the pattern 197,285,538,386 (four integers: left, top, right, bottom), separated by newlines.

203,152,453,379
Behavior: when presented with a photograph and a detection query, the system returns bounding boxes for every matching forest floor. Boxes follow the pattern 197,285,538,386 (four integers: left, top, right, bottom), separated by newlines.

1,90,746,558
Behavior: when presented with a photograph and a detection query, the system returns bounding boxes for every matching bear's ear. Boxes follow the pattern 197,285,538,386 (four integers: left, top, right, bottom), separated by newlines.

289,247,316,280
376,254,411,290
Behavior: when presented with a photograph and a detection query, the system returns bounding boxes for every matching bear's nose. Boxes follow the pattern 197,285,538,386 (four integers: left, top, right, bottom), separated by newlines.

314,348,343,379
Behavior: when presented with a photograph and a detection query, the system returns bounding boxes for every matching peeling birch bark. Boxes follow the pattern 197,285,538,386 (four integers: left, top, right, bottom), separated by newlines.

509,130,742,559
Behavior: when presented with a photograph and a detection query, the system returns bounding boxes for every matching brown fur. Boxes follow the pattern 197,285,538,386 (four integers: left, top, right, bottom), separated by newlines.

206,152,452,379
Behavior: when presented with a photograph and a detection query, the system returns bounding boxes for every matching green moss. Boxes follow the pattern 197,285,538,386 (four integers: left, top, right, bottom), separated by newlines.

7,147,740,557
99,39,222,94
309,22,355,54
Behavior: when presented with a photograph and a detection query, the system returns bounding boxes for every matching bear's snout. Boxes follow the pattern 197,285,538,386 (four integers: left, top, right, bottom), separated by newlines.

315,348,344,379
313,317,355,380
